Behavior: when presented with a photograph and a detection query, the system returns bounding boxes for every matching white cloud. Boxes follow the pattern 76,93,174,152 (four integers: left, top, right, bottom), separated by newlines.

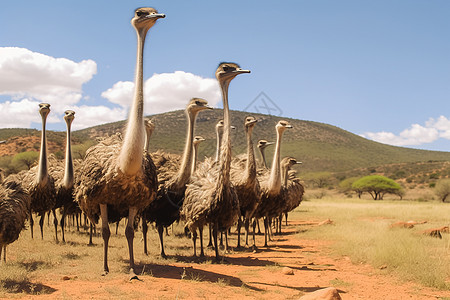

102,71,221,115
66,105,127,130
361,116,450,147
0,47,97,112
0,99,41,128
0,47,220,130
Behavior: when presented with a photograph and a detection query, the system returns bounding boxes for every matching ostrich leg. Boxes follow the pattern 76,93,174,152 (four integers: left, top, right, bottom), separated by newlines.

30,213,34,239
52,209,59,242
199,226,205,257
100,204,110,275
157,224,167,258
263,217,269,247
142,219,149,255
252,218,257,249
213,223,220,261
191,230,198,257
39,214,45,240
125,206,138,278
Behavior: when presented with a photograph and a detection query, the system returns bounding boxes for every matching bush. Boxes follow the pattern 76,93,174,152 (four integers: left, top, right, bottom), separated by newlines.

434,178,450,202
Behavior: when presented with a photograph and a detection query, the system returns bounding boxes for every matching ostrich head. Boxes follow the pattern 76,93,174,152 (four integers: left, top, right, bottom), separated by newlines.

216,120,224,131
64,110,75,123
144,118,155,134
187,98,212,115
281,157,302,169
39,103,50,120
131,7,165,34
276,120,293,134
193,136,206,146
244,116,258,133
215,62,251,82
257,139,274,150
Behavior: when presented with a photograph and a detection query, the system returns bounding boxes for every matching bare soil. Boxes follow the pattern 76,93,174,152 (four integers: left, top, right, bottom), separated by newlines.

9,220,450,300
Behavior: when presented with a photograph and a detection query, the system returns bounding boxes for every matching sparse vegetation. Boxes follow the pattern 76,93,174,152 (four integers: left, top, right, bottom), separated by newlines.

299,197,450,289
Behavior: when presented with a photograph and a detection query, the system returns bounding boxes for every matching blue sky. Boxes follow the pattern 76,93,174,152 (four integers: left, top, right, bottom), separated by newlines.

1,1,450,151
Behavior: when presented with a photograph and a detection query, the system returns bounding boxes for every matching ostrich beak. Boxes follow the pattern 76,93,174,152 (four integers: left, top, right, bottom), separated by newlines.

147,13,166,19
266,142,275,146
296,161,302,164
234,69,251,75
286,124,293,129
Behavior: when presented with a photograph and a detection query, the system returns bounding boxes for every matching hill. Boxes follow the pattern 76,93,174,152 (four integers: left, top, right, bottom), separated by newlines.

2,109,450,183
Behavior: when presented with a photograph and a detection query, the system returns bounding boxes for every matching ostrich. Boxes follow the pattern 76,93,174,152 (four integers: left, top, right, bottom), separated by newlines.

191,136,206,174
280,157,304,228
231,116,260,249
0,171,31,262
74,7,164,276
52,110,76,243
18,103,57,240
142,98,211,258
253,120,293,247
182,62,250,259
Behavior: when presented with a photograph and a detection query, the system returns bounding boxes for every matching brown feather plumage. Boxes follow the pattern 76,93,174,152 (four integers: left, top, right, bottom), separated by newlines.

0,178,31,261
75,135,157,224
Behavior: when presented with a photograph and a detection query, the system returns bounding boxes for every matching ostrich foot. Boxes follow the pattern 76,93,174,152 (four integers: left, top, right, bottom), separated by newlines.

101,270,109,276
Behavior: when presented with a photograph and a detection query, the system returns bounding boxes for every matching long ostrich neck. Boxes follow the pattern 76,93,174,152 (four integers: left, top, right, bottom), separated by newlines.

36,114,48,185
218,80,232,187
268,129,283,194
175,110,198,186
244,126,256,182
118,29,147,175
191,143,200,175
215,126,222,162
144,127,151,153
63,119,74,188
281,164,289,187
259,146,268,168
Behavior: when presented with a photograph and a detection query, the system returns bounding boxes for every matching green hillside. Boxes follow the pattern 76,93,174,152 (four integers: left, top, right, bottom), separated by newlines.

72,109,450,175
2,109,450,181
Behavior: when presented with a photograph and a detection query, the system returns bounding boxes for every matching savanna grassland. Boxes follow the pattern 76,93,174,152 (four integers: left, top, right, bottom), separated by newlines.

1,190,449,299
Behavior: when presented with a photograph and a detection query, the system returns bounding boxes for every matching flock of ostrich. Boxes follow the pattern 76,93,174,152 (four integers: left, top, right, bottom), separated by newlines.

0,7,304,278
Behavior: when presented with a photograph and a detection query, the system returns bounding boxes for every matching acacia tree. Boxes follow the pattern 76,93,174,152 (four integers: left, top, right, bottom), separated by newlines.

351,175,402,200
434,178,450,202
12,151,39,170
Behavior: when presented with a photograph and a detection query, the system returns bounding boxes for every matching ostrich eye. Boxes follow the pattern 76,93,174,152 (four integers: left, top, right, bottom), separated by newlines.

223,66,235,72
136,11,148,17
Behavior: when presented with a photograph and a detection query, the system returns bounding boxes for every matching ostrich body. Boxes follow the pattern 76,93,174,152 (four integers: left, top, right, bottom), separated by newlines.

142,98,211,257
231,116,260,249
52,110,77,242
182,62,250,259
253,120,292,247
0,173,31,262
280,157,304,228
18,103,57,240
75,7,164,276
